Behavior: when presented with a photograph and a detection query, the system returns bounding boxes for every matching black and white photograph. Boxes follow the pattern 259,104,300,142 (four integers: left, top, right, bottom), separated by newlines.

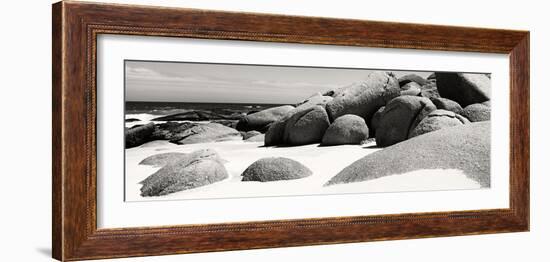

3,0,544,261
124,60,492,201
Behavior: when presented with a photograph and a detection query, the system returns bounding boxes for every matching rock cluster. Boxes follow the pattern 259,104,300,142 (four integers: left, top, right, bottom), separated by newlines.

125,72,492,150
129,71,493,195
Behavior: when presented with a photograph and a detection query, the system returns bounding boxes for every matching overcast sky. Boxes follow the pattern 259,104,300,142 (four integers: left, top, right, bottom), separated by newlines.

125,60,432,104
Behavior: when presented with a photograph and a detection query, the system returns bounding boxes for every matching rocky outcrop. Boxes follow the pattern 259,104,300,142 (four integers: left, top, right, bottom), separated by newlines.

125,123,155,148
236,105,295,132
325,71,400,122
326,122,491,187
241,157,312,182
375,96,436,147
140,149,228,196
436,73,491,107
409,109,470,138
461,103,491,122
321,114,369,146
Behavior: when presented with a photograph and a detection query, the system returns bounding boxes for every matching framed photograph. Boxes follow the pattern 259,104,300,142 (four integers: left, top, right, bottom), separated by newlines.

52,1,529,261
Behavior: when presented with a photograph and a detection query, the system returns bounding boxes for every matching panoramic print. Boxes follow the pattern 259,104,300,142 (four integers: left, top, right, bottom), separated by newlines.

124,60,491,201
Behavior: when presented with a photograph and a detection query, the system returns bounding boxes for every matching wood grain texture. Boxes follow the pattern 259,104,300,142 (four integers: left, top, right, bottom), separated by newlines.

52,1,530,261
52,2,63,260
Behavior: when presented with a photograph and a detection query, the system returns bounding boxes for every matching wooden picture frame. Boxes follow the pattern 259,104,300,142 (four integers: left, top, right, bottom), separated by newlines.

52,1,529,261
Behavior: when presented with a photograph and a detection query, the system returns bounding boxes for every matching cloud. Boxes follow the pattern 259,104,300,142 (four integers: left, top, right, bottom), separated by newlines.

249,79,338,91
125,67,165,79
126,65,234,85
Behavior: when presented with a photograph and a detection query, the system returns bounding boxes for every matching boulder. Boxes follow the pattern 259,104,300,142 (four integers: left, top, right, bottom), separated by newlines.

376,96,436,147
398,73,428,86
140,149,228,196
170,123,242,145
400,82,422,96
461,103,491,122
326,122,491,187
264,118,289,146
125,123,154,148
284,105,330,145
431,97,463,114
236,105,295,132
321,114,369,146
244,133,265,142
241,157,312,182
139,152,188,167
325,71,400,122
419,81,440,99
370,106,385,137
436,72,491,107
295,93,333,108
409,109,470,138
482,100,491,107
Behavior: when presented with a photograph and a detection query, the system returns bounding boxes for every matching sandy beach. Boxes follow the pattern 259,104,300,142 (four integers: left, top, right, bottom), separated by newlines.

125,139,481,202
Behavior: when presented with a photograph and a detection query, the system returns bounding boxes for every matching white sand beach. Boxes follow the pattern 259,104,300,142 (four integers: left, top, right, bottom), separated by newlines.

125,139,482,202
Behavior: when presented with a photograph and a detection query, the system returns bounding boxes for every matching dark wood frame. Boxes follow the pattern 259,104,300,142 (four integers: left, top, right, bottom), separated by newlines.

52,1,530,261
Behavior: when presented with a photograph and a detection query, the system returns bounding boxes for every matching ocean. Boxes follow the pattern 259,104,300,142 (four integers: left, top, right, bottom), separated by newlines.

126,101,283,115
125,101,285,125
